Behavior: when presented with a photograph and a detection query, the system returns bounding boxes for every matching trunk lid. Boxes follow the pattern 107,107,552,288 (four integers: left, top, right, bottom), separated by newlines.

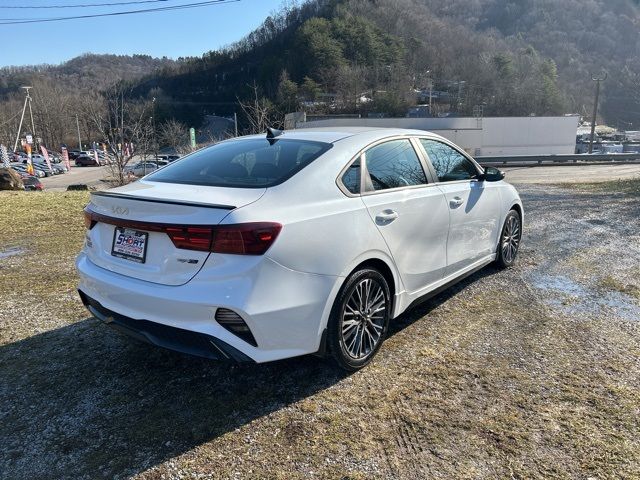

84,181,265,286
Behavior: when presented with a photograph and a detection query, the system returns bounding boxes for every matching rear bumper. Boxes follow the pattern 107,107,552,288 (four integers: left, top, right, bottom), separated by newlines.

79,291,253,362
76,252,341,363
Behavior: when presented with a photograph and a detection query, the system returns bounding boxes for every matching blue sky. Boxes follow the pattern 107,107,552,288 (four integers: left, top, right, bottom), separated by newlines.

0,0,282,67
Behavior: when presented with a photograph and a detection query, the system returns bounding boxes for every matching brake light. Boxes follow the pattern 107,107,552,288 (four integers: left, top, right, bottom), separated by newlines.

83,208,96,229
84,208,281,255
165,226,213,252
212,223,282,255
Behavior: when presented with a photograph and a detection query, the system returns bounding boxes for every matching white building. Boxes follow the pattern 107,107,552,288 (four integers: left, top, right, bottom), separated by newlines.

293,115,579,156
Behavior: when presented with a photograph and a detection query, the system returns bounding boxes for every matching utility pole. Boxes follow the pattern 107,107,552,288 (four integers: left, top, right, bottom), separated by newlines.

13,86,33,152
589,72,607,154
120,90,125,158
234,112,238,137
151,97,157,162
75,114,82,150
425,70,433,115
456,81,466,113
27,88,37,150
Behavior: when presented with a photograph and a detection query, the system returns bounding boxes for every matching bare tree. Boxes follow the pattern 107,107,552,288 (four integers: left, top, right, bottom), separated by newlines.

237,82,281,134
159,119,190,154
82,83,152,185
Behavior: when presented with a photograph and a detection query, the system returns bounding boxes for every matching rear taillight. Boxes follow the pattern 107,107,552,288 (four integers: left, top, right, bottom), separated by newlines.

165,226,213,252
211,223,282,255
84,208,281,255
83,209,96,229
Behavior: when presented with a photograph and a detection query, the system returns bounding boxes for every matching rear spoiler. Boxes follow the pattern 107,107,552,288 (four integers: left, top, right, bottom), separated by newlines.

91,191,236,210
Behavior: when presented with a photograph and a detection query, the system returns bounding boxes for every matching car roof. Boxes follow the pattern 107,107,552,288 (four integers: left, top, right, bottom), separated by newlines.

240,127,448,145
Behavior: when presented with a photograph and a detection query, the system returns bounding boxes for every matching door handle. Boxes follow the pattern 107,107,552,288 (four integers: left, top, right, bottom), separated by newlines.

450,196,464,208
375,209,398,225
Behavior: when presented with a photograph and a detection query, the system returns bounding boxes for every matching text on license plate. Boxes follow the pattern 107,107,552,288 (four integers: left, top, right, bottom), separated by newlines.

111,227,148,263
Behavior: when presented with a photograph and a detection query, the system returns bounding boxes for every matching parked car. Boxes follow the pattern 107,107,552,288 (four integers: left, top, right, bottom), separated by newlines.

20,159,54,176
12,163,47,178
152,154,181,162
30,161,64,175
49,163,65,174
155,154,181,162
77,128,523,371
97,154,111,164
22,175,44,191
75,154,105,167
123,161,162,177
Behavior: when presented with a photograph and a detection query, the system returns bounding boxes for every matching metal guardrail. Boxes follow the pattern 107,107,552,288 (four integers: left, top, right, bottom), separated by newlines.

476,153,640,166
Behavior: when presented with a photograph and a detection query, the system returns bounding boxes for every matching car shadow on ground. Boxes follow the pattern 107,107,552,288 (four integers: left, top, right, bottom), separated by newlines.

389,263,504,336
0,264,501,479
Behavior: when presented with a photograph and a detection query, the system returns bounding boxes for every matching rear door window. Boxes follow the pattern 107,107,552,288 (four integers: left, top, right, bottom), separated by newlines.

363,139,427,191
146,138,332,188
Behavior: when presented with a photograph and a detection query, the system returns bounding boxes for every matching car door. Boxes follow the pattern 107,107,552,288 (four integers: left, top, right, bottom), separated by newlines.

357,138,450,294
417,138,502,276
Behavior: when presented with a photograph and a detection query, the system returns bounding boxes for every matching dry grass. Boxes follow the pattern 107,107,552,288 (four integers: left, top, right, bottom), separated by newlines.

562,177,640,196
1,188,639,479
0,191,90,342
600,276,640,299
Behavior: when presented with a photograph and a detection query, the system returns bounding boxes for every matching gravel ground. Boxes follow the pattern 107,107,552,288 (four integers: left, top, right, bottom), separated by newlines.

0,181,638,479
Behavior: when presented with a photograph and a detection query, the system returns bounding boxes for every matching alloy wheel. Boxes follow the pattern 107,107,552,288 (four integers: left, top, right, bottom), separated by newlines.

501,214,521,263
341,278,386,359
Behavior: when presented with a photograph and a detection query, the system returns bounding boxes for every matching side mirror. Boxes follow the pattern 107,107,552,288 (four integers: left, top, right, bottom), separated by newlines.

480,166,505,182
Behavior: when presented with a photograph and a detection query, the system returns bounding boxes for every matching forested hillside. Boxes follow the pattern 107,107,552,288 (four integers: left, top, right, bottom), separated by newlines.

1,0,638,146
0,53,175,93
131,0,639,128
0,54,176,148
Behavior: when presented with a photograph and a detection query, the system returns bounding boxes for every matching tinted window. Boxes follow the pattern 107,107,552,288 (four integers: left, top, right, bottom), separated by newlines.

341,158,361,194
420,139,478,182
364,139,427,191
147,138,332,188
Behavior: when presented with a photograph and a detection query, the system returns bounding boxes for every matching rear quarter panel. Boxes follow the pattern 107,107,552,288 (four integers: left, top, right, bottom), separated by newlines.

222,141,398,280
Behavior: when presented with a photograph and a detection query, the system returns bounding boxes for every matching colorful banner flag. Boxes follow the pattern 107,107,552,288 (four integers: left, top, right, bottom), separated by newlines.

25,144,34,175
93,149,100,165
0,145,10,168
61,146,71,171
40,146,53,173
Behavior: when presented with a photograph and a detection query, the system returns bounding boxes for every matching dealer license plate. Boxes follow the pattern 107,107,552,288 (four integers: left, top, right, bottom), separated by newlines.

111,227,148,263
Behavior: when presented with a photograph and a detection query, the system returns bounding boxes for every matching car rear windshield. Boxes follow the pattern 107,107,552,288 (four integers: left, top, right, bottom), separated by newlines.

146,138,332,188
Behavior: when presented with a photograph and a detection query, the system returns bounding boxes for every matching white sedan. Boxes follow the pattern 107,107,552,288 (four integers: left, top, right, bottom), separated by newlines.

123,161,166,177
77,127,523,370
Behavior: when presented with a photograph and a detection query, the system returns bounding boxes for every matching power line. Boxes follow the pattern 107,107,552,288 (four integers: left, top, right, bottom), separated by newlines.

0,109,22,128
0,0,239,25
0,0,170,8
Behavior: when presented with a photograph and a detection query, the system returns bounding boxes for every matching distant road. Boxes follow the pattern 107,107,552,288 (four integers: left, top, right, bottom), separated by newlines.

503,164,640,184
41,165,109,191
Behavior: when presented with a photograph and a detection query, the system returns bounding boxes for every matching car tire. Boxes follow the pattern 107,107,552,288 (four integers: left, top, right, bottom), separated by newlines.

327,268,391,371
495,209,521,268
